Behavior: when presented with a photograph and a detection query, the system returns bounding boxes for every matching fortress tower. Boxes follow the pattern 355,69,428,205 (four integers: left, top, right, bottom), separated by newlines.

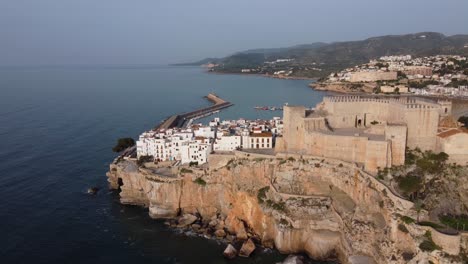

277,96,451,173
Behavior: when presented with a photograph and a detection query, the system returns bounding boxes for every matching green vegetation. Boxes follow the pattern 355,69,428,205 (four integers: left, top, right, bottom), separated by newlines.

279,160,287,165
370,120,379,125
416,151,448,174
112,137,135,152
401,252,414,261
287,157,296,162
193,177,206,186
137,155,153,166
419,240,440,252
183,33,468,79
400,215,416,224
398,174,422,196
189,161,198,167
405,147,419,165
398,223,409,233
418,221,444,229
375,62,389,68
445,78,468,88
265,199,286,212
439,214,468,231
257,186,270,203
408,80,439,89
458,116,468,127
180,168,193,174
419,231,441,252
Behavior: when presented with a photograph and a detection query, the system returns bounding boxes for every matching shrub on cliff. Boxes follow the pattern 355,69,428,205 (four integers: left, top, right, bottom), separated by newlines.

180,168,193,174
419,239,440,252
112,137,135,152
257,186,270,203
439,214,468,232
398,223,409,233
137,155,153,166
397,174,422,198
193,177,206,186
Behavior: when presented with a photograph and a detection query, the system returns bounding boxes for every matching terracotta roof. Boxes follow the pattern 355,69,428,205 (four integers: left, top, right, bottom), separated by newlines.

437,128,468,138
250,132,273,137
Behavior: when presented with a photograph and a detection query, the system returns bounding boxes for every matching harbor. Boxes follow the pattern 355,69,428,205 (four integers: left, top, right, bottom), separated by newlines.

155,93,233,129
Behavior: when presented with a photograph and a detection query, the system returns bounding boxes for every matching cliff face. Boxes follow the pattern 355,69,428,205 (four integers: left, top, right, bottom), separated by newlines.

107,155,464,263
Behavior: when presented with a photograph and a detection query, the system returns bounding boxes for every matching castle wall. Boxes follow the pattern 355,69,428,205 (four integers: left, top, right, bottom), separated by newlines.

404,106,439,151
349,71,398,82
280,96,447,173
297,129,390,173
304,117,328,132
365,140,391,172
436,133,468,165
282,106,307,153
385,125,407,166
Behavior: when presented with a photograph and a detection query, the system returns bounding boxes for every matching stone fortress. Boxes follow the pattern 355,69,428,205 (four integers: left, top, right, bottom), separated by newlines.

276,95,467,173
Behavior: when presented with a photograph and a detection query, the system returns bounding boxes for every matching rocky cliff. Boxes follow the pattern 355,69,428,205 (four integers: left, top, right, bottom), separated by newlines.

106,154,465,263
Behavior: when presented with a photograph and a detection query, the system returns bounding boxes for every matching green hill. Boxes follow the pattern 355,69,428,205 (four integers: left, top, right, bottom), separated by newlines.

180,32,468,78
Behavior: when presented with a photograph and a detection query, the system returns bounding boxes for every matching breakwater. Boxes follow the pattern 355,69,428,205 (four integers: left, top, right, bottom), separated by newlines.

155,93,233,129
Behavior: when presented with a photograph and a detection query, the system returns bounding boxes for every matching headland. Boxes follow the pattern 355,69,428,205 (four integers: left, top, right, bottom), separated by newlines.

107,94,468,263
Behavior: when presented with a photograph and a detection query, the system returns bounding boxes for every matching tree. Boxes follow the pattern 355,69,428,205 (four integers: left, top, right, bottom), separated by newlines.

458,116,468,127
112,137,135,152
398,174,422,200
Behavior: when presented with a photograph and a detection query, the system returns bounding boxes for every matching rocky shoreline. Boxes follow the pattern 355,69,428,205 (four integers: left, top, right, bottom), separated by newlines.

107,153,467,263
163,212,266,259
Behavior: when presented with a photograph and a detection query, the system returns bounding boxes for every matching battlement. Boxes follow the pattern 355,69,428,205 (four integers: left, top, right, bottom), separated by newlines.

324,95,443,109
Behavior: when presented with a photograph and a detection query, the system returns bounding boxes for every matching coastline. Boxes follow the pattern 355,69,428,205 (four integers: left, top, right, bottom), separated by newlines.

204,69,318,81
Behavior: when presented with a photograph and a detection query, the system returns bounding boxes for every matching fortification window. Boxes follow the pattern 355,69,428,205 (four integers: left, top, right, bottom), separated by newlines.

445,108,448,113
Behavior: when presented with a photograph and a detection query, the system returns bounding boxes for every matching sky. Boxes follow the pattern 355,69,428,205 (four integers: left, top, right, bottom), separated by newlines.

1,0,468,66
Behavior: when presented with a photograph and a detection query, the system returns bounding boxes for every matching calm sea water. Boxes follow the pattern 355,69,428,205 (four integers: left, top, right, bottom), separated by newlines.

0,66,327,264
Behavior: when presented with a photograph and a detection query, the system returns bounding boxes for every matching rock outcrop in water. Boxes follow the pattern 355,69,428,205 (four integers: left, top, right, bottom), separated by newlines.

107,152,467,263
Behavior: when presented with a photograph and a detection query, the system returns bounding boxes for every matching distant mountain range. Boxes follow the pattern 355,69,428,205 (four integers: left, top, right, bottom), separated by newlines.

175,32,468,77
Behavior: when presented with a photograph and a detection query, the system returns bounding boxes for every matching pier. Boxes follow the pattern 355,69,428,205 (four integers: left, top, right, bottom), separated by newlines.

155,93,233,129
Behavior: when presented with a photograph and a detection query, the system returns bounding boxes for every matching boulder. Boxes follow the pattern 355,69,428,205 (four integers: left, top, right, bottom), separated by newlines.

215,220,225,230
191,224,201,231
236,227,248,240
280,255,304,264
177,214,197,227
87,187,100,195
208,219,218,227
223,244,237,259
214,229,226,238
239,239,255,257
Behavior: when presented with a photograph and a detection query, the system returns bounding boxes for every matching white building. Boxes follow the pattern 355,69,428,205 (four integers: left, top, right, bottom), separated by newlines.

213,131,242,151
136,128,211,165
181,137,212,164
241,129,273,149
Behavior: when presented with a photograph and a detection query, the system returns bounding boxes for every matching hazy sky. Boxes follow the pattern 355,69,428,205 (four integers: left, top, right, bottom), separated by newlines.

1,0,468,66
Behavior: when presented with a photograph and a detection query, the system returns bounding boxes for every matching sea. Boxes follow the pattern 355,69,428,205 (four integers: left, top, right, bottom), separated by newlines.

0,65,329,264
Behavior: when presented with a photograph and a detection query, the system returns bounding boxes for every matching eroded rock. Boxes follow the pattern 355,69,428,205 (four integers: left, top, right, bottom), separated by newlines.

214,229,226,238
223,244,237,259
177,214,197,227
239,239,255,257
280,255,304,264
